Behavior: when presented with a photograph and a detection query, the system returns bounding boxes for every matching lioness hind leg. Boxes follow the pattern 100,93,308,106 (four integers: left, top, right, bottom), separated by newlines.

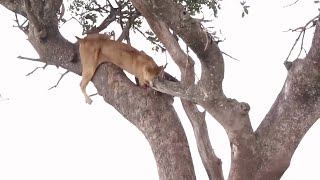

80,68,95,104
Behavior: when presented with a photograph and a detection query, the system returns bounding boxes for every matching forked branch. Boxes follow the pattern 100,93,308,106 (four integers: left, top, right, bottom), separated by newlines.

131,1,225,178
48,70,70,90
25,64,48,76
13,13,29,34
284,15,318,63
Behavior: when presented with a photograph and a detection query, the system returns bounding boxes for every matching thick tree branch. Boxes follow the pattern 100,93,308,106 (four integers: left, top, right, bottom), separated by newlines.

141,0,224,94
151,77,201,102
130,0,256,178
255,59,320,179
0,0,27,17
131,1,224,179
2,2,196,179
254,18,320,178
23,0,47,38
182,100,224,180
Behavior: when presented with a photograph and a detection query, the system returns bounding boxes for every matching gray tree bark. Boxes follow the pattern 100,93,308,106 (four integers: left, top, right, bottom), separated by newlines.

1,0,320,180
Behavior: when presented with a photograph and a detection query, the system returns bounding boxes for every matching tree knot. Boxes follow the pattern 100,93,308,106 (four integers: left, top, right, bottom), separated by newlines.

284,61,293,71
239,102,250,114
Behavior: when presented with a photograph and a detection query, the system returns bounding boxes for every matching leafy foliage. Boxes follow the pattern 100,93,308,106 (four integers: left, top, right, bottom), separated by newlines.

68,0,142,34
240,1,250,18
67,0,225,51
177,0,222,17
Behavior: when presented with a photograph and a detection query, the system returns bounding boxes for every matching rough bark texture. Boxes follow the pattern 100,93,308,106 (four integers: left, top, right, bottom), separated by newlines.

1,0,320,180
128,0,320,179
129,1,224,179
0,1,196,180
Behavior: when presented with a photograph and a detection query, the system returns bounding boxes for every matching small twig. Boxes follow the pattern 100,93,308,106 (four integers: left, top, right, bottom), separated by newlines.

297,30,306,58
283,0,300,8
0,93,9,102
48,70,69,90
17,55,41,62
284,15,319,62
134,27,166,51
26,64,48,76
284,16,318,33
0,98,9,102
89,93,98,97
13,13,29,34
222,51,240,61
285,30,304,62
59,17,82,28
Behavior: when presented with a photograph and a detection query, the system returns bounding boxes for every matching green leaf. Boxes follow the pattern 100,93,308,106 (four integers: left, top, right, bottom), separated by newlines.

244,7,249,14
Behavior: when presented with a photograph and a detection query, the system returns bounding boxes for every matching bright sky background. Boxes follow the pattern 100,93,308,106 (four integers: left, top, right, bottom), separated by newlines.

0,0,319,179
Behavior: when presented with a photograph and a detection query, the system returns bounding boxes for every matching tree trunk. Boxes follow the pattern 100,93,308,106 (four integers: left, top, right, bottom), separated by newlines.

0,1,196,179
1,0,320,180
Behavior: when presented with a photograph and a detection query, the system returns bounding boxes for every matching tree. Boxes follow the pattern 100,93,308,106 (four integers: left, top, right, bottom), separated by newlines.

0,0,319,179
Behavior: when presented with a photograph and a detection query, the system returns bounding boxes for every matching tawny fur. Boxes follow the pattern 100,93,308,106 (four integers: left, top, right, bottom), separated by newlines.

77,33,163,104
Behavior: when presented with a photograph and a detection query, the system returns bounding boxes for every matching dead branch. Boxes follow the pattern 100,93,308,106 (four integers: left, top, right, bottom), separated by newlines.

17,55,41,62
297,30,306,57
222,51,240,61
0,94,9,102
48,70,69,90
59,17,82,28
26,64,48,76
284,15,319,63
13,13,29,34
89,93,98,97
283,0,300,8
134,27,166,51
285,30,304,62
